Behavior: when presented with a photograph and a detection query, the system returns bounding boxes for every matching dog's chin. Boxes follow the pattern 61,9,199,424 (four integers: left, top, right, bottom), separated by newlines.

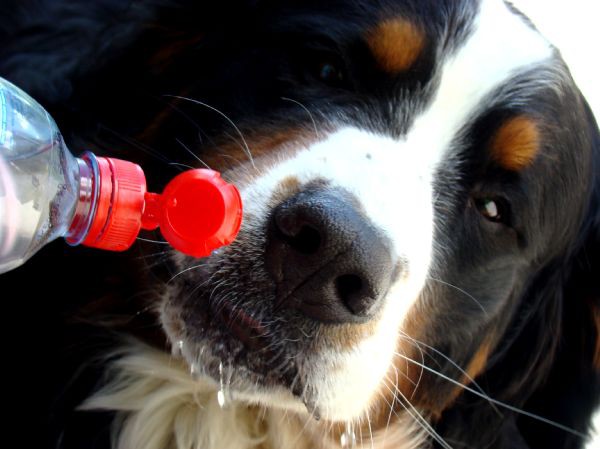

159,292,406,423
158,241,412,423
158,294,314,416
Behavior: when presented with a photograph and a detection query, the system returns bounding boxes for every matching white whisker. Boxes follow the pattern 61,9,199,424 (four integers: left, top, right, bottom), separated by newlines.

98,124,175,166
426,276,488,316
166,162,189,171
379,378,453,449
175,138,212,169
167,263,207,283
397,330,425,400
397,332,502,417
136,237,170,244
135,250,170,260
393,352,587,439
364,409,375,449
166,95,257,170
281,97,321,139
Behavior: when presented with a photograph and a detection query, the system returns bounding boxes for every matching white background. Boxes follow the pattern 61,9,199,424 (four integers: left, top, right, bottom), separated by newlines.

512,0,600,118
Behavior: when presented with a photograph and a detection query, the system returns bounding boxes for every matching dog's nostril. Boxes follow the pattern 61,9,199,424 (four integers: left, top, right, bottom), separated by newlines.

280,224,321,255
335,274,363,305
336,273,376,316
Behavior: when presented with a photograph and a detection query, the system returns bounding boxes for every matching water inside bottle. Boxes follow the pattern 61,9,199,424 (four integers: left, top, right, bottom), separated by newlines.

0,135,79,272
0,78,80,273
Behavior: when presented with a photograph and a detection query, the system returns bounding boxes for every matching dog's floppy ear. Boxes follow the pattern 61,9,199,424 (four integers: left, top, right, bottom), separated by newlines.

578,100,600,381
476,99,600,448
519,99,600,447
574,99,600,342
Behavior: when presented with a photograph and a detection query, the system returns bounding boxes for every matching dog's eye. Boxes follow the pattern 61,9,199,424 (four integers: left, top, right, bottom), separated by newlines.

296,44,349,88
475,197,511,224
317,61,345,85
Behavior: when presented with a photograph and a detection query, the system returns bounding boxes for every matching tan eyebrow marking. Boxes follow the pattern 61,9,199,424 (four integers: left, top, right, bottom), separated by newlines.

490,116,541,171
366,18,426,74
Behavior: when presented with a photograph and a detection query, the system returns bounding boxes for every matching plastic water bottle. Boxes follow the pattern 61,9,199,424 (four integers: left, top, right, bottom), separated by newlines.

0,77,242,274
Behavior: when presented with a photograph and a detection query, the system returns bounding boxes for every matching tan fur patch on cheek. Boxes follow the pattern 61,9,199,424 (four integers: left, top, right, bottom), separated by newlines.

395,309,429,397
268,176,302,208
490,116,541,171
464,339,492,381
140,121,321,184
312,321,379,353
438,337,494,409
366,18,426,74
202,128,320,181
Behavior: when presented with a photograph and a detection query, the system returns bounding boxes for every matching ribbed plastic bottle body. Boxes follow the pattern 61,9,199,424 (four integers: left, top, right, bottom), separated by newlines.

0,78,81,273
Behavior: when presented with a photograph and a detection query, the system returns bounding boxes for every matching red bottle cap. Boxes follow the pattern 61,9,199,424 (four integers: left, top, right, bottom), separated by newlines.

144,169,243,258
77,156,242,257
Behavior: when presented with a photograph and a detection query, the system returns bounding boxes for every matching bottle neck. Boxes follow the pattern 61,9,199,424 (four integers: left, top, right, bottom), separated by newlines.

65,152,98,245
61,152,242,255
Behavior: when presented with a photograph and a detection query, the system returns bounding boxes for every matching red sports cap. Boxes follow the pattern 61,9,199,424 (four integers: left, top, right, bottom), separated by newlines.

79,157,242,258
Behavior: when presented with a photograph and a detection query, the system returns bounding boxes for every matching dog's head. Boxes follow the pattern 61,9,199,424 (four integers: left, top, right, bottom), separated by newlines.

6,0,596,446
145,0,600,434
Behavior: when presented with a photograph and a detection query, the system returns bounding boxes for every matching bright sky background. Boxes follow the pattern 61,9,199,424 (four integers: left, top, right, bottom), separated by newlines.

511,1,600,444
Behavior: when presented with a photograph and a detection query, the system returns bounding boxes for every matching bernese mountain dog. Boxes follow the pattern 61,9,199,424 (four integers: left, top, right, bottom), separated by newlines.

1,1,599,448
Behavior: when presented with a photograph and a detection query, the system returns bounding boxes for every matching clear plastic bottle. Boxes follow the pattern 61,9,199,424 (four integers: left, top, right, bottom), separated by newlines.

0,77,242,274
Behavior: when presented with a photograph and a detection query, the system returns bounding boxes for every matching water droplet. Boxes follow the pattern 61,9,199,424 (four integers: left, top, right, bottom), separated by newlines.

190,363,200,380
218,361,228,408
172,340,185,357
340,422,356,448
217,389,226,407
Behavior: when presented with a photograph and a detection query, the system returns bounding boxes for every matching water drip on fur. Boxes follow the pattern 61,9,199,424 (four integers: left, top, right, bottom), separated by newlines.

302,397,321,421
190,362,200,380
340,422,356,448
172,340,184,357
217,361,231,408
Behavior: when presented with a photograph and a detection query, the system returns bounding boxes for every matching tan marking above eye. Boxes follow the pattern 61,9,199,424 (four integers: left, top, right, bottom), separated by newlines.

490,116,541,171
366,18,426,74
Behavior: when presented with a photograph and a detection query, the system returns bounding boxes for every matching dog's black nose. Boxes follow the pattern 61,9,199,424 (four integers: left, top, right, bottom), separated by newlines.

265,187,394,323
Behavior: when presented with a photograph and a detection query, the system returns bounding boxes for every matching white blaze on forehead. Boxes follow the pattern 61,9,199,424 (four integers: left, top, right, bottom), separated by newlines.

408,0,552,160
238,0,553,419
